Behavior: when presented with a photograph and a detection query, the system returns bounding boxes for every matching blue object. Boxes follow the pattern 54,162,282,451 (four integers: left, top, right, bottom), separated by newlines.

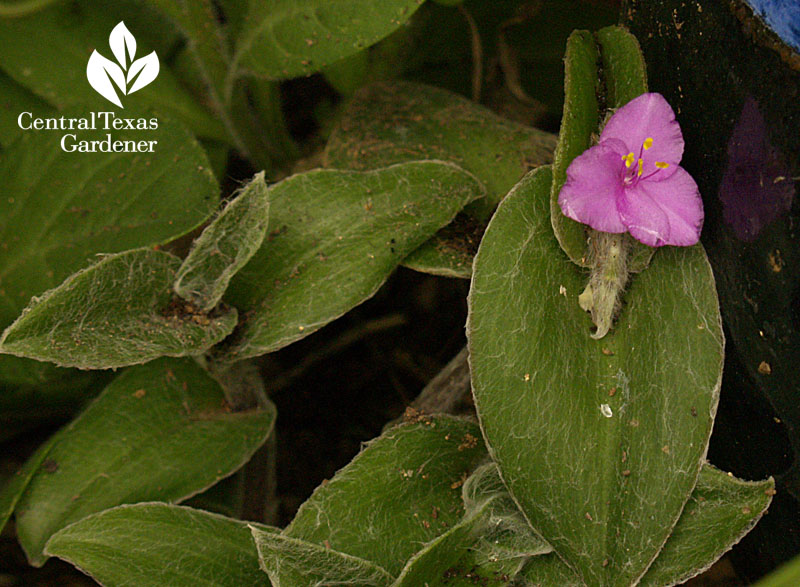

745,0,800,52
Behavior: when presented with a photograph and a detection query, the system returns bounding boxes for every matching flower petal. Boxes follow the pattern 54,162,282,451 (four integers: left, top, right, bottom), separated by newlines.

619,166,703,246
558,142,626,233
601,93,684,176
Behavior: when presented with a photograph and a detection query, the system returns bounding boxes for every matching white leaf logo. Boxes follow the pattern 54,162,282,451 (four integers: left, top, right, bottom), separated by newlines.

109,21,136,69
86,21,159,108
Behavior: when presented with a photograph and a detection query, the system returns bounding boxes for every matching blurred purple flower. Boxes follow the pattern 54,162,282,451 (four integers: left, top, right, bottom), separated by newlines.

558,93,703,247
719,96,794,242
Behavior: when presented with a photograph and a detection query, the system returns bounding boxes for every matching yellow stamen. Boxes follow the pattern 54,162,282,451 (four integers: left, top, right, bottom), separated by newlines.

623,152,635,168
655,161,670,169
643,137,654,150
637,158,643,176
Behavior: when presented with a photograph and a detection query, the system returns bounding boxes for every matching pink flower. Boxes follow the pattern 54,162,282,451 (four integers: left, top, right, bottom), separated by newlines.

558,93,703,247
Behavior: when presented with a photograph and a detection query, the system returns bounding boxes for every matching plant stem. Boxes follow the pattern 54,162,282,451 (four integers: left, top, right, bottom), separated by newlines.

579,230,631,339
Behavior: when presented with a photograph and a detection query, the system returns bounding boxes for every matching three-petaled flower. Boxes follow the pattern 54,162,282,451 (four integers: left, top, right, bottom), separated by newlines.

558,92,703,247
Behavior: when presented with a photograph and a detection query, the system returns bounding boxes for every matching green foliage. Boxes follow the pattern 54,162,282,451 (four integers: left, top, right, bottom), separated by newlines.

516,463,774,584
469,166,724,584
253,529,393,586
232,0,425,81
392,463,550,586
640,464,774,585
219,161,484,361
0,112,218,381
325,81,556,277
390,510,483,586
140,0,296,171
0,3,779,585
141,0,229,105
0,373,99,444
282,416,487,577
175,173,270,312
595,26,649,110
468,462,774,584
11,358,275,565
321,27,412,98
325,81,556,216
459,464,552,563
0,249,238,369
45,503,271,586
0,115,217,329
0,0,61,17
549,30,599,268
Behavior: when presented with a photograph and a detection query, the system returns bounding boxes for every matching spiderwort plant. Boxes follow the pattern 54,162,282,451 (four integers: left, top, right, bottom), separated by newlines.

469,27,772,586
0,5,777,585
557,92,704,338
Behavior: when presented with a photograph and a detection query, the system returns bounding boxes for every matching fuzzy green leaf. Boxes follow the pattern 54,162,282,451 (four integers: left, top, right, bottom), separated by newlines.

0,372,100,445
469,166,724,585
427,554,531,587
460,464,552,561
13,358,275,565
517,463,774,585
549,30,599,268
1,249,237,369
284,416,487,577
232,0,424,81
391,508,483,586
640,464,774,586
218,161,484,361
595,25,649,112
517,555,585,586
142,0,294,171
400,216,486,279
0,112,218,381
0,115,218,326
44,503,270,586
252,528,392,586
392,464,551,586
325,81,556,216
175,173,270,312
325,81,556,278
388,462,552,586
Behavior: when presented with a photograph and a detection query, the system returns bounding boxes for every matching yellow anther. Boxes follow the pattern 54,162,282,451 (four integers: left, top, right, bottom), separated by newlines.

623,152,635,168
655,161,670,169
637,158,643,176
643,137,654,150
